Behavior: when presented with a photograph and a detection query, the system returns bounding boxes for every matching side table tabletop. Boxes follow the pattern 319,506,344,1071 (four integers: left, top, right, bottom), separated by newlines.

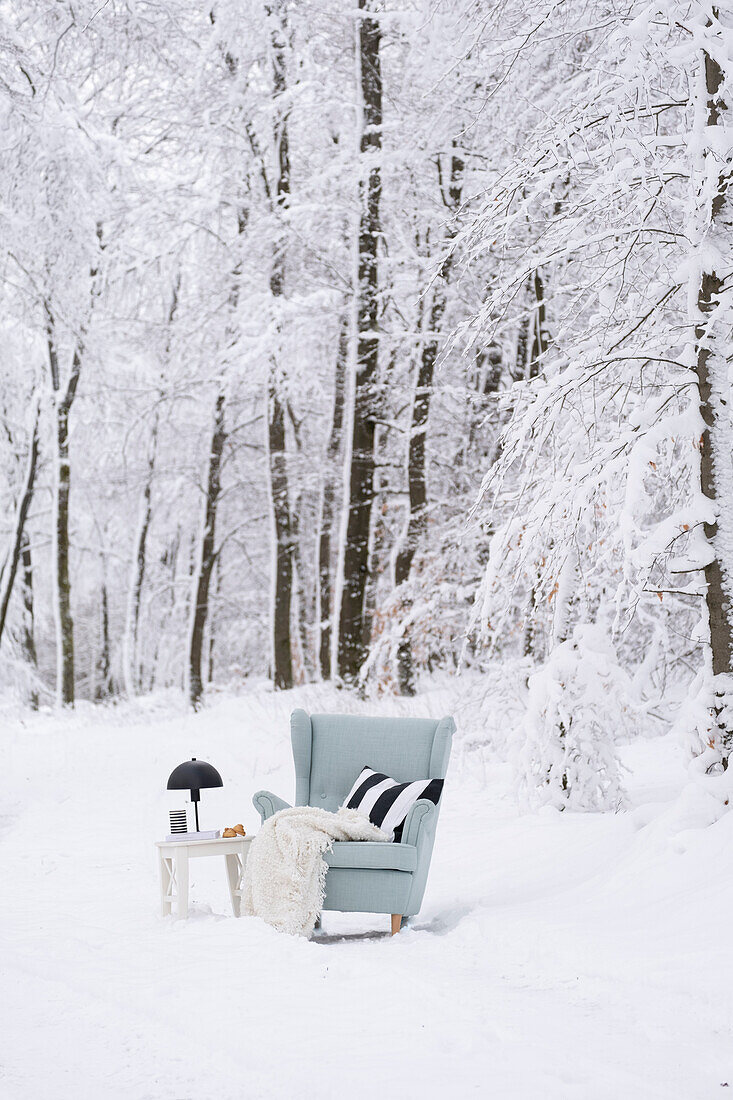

156,835,253,919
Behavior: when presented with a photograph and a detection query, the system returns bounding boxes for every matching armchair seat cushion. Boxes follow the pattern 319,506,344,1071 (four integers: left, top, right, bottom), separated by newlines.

324,841,418,872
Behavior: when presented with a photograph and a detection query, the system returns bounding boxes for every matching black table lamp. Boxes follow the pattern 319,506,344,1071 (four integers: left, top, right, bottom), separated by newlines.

167,758,223,832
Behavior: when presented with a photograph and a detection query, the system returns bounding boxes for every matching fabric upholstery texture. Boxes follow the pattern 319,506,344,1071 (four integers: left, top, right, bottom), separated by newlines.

324,840,417,872
252,710,454,919
319,868,414,914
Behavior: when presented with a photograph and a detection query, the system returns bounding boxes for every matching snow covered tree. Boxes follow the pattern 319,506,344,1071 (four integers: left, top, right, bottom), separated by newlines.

461,0,733,792
4,0,730,768
518,624,632,811
337,0,384,687
688,3,733,762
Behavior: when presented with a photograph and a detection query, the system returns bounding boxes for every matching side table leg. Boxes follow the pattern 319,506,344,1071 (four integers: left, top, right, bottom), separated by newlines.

159,851,173,917
174,848,189,919
225,853,243,917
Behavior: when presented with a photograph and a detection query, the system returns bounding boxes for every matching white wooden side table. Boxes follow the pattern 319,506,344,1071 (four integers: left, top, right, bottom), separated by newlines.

156,836,253,919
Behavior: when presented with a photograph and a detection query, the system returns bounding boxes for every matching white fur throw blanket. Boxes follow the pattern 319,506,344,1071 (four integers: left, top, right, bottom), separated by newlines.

242,806,390,937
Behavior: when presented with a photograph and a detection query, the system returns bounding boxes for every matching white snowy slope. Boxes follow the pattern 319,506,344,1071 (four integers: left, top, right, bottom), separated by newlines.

2,684,732,1100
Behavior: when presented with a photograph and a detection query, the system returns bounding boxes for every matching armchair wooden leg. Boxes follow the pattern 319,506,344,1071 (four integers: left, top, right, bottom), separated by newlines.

391,914,402,936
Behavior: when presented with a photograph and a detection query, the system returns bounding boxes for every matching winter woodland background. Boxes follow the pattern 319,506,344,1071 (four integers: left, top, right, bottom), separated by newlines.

3,0,733,808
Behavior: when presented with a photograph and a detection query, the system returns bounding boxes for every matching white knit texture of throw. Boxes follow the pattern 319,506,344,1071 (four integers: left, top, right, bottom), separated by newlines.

242,805,390,937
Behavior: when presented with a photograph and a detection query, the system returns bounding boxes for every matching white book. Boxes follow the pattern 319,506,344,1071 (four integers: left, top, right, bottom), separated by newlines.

163,830,222,842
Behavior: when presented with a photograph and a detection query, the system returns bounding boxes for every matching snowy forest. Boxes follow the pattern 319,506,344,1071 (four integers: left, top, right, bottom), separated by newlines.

3,0,733,803
5,3,733,1095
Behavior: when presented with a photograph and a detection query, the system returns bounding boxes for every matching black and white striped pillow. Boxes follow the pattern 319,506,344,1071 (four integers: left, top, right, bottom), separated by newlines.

343,766,443,841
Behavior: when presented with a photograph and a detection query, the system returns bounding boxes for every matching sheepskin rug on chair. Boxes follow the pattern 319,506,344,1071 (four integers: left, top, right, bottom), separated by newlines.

242,806,390,937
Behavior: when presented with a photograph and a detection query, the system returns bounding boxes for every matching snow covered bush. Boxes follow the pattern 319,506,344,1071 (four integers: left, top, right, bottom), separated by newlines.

517,625,634,811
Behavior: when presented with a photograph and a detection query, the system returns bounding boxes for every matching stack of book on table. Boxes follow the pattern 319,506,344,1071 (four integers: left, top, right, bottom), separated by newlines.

163,830,221,842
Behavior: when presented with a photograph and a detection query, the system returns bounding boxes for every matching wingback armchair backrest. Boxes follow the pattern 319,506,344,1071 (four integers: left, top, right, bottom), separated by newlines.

290,709,454,812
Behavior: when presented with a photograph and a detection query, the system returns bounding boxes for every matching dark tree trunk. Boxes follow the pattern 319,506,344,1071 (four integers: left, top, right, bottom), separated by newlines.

20,534,38,709
188,392,226,709
393,339,434,693
317,317,348,679
475,345,504,397
514,272,548,382
267,0,294,690
125,420,156,696
46,312,82,708
207,555,220,685
94,576,113,700
208,633,215,684
0,400,40,646
364,486,387,639
393,311,440,693
290,493,313,682
514,316,530,382
337,0,382,685
43,229,101,707
56,367,77,707
699,282,731,679
394,147,463,694
695,25,733,759
268,382,294,689
528,271,548,379
205,554,216,682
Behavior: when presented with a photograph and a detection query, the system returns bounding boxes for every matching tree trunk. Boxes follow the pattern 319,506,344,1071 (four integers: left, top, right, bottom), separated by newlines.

55,374,76,706
94,575,113,700
516,271,550,661
317,317,348,679
515,271,548,381
291,490,316,682
207,556,220,685
188,391,226,709
394,147,463,694
124,419,157,696
20,534,38,709
364,482,387,641
0,399,40,646
47,313,82,708
393,312,440,693
694,16,733,759
267,0,294,690
528,271,548,378
268,382,294,689
337,0,382,685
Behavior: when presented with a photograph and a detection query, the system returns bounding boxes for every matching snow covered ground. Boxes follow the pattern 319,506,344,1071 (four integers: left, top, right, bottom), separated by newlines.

3,682,732,1099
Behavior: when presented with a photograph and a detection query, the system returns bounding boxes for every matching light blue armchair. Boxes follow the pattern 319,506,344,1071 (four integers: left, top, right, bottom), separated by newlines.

253,709,454,933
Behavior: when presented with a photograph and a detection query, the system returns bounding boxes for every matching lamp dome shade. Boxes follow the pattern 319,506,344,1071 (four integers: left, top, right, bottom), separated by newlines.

167,758,223,791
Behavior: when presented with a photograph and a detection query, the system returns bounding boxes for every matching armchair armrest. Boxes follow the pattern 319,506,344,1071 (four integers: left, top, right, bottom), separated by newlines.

401,798,437,848
252,790,291,824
